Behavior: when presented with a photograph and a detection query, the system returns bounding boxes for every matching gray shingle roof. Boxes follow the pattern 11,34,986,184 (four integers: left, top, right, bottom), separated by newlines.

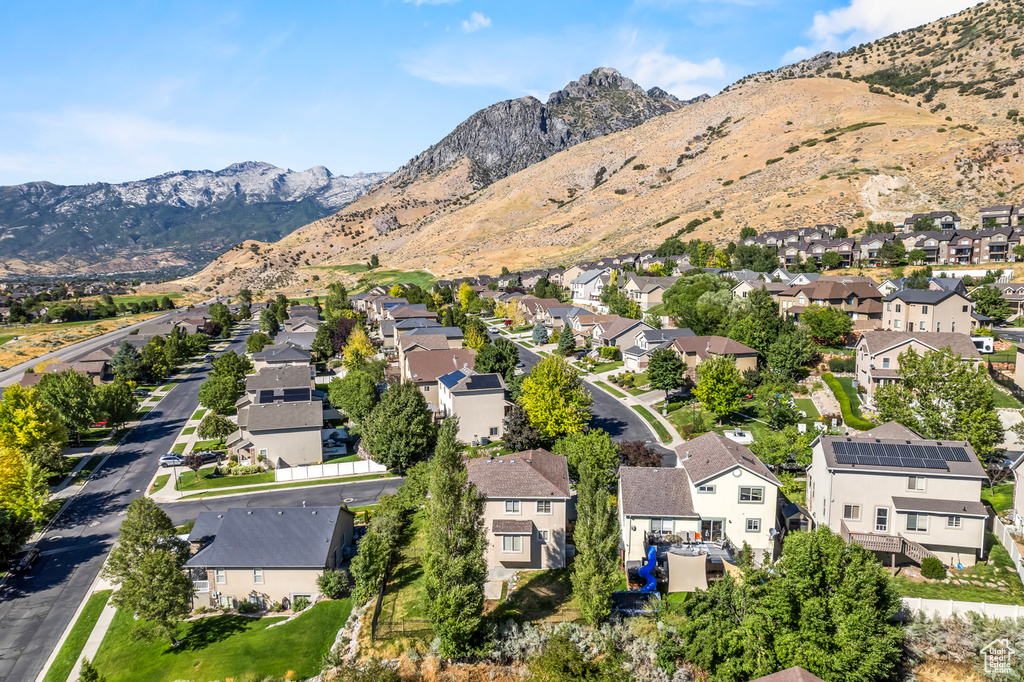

750,667,825,682
465,449,570,499
891,496,987,517
245,365,312,392
253,344,311,362
185,507,348,568
677,432,781,486
238,400,322,432
492,519,534,534
851,421,922,440
619,467,696,517
882,289,963,304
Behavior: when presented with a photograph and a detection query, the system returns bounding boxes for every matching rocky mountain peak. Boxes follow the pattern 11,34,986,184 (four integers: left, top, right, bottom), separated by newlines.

545,67,645,106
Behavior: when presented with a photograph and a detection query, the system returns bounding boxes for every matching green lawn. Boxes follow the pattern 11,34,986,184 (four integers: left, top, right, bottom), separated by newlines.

353,269,435,292
594,381,627,399
307,263,367,274
0,335,13,346
489,569,579,623
989,346,1017,365
47,456,84,486
42,590,112,682
73,455,106,485
982,482,1015,514
180,427,195,436
519,340,535,348
379,510,429,624
91,600,352,682
175,466,275,491
632,405,671,442
178,473,396,500
76,427,111,447
793,398,820,420
190,409,207,421
323,453,361,464
192,438,226,451
591,360,624,374
150,474,170,495
894,534,1024,605
992,382,1024,409
137,406,153,414
171,443,186,455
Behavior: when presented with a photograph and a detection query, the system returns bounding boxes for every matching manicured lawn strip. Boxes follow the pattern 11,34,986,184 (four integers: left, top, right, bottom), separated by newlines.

73,455,106,485
150,474,170,495
823,373,872,430
590,360,623,374
190,409,207,421
323,454,361,464
0,335,13,345
92,600,352,682
982,482,1014,514
171,443,186,455
48,456,84,486
518,340,534,348
76,428,112,447
894,533,1024,606
192,439,226,451
594,381,627,399
138,407,153,414
793,398,820,420
42,589,112,682
177,473,397,499
632,405,671,442
175,466,275,491
180,427,195,435
992,382,1024,409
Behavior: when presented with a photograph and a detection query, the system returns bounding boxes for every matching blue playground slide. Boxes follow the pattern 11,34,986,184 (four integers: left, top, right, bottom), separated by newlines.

637,545,657,593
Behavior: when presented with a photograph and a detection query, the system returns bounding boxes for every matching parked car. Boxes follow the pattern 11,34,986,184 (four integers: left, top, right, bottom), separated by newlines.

131,389,149,397
159,454,185,468
193,450,224,464
10,547,40,573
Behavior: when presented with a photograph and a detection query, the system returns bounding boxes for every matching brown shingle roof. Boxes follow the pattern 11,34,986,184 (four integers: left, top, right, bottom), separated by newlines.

619,467,696,517
750,667,825,682
672,335,757,358
399,334,450,353
492,519,534,533
595,317,646,339
857,331,981,360
405,349,476,383
677,432,781,486
465,449,570,499
780,280,881,300
851,421,922,440
891,496,987,517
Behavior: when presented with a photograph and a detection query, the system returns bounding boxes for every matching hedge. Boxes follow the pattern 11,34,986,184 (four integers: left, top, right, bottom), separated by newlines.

822,372,873,431
827,357,855,373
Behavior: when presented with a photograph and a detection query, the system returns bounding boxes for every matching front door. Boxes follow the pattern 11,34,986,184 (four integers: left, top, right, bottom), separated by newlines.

701,519,724,542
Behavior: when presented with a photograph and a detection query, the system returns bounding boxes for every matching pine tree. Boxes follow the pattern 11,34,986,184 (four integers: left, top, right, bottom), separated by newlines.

571,459,620,625
531,323,548,345
79,657,106,682
311,323,332,362
557,325,576,356
423,417,487,657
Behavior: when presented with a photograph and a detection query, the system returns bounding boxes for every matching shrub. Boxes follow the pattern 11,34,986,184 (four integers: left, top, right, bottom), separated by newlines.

827,357,855,373
293,596,311,612
194,606,208,614
665,400,685,413
794,384,809,396
237,600,259,614
231,465,262,475
921,557,947,580
317,568,350,599
270,601,283,612
599,346,621,360
822,372,873,430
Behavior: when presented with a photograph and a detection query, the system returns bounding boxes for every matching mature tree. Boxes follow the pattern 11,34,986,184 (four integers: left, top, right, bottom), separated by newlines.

210,350,252,380
0,506,34,575
0,383,67,452
556,325,576,356
197,412,235,440
311,323,333,362
163,328,183,368
474,337,518,380
458,282,477,310
820,251,842,270
571,459,620,626
197,375,243,414
674,527,902,681
619,440,662,467
328,317,358,354
463,324,490,351
209,302,232,331
908,248,927,264
37,370,97,445
246,331,273,355
361,381,435,470
423,417,487,657
96,380,138,432
110,341,144,382
877,239,906,268
531,323,549,345
728,287,787,356
183,453,204,481
662,273,735,335
755,371,800,430
749,425,812,468
553,429,619,489
259,308,280,335
800,304,852,346
648,348,686,400
833,225,848,238
26,441,70,477
875,347,1004,460
0,446,49,522
518,355,593,439
328,371,378,423
693,355,743,424
237,288,253,305
971,285,1012,323
738,226,758,239
343,328,375,371
184,332,210,357
501,404,542,451
102,498,193,645
766,328,817,379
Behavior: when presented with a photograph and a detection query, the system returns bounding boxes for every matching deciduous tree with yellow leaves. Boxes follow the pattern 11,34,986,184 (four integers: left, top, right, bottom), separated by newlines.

343,327,376,371
518,355,592,438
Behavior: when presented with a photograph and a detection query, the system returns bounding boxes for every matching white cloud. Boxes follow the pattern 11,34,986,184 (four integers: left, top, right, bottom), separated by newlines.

783,0,974,63
461,11,491,33
403,0,459,5
617,46,726,99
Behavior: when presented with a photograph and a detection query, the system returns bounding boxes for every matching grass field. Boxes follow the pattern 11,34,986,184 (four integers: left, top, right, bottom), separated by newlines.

594,381,627,399
632,405,671,442
982,482,1014,514
355,269,435,292
894,534,1024,605
91,600,352,682
178,472,396,500
42,590,112,682
175,466,275,491
190,409,207,421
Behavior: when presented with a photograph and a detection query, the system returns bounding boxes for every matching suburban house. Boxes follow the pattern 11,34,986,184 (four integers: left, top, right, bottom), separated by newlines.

877,276,966,298
618,432,782,565
854,331,982,406
517,297,562,324
402,348,477,410
437,368,509,444
240,365,313,408
282,318,320,334
978,205,1020,229
903,211,961,231
386,303,432,320
186,507,353,609
994,281,1024,319
396,327,464,367
732,280,788,301
671,336,758,379
776,279,882,324
274,331,316,351
808,429,988,567
621,274,679,311
228,400,324,468
569,269,610,307
41,359,112,384
592,317,652,350
543,305,589,332
570,314,619,338
252,343,312,373
881,289,975,334
623,328,696,371
465,449,571,575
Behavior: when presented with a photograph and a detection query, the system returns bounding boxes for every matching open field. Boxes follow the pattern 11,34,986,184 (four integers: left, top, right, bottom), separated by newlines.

0,313,164,370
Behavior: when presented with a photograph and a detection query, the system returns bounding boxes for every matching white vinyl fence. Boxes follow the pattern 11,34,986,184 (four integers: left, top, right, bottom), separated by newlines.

274,459,387,482
901,597,1024,620
994,516,1024,575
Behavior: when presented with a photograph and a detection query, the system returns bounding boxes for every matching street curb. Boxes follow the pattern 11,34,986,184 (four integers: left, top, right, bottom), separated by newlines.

163,474,400,503
32,572,110,682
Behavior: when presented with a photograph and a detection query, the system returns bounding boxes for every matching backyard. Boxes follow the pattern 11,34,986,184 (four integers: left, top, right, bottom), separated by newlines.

662,397,823,442
894,534,1024,606
91,600,352,682
982,482,1014,514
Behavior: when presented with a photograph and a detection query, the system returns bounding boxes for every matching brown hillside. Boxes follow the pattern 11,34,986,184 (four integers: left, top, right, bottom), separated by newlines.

175,0,1024,295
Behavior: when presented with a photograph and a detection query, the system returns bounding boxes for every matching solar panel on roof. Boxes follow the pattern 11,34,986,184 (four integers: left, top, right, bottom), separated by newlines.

939,447,971,462
835,454,857,464
921,446,941,460
833,442,849,455
901,459,926,469
878,456,902,466
856,455,879,465
882,444,899,457
923,459,949,469
466,374,503,391
895,444,913,458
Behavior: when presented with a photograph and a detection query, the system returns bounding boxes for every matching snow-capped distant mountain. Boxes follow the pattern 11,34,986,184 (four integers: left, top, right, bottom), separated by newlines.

0,162,390,275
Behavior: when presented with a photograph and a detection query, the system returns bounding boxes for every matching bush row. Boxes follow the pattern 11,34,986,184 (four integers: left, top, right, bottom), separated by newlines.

822,372,873,431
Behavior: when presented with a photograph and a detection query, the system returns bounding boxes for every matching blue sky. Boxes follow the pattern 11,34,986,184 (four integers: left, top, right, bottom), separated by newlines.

0,0,975,186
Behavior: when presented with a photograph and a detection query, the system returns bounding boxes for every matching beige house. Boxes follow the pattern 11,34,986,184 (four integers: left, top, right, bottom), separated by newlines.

228,400,323,468
808,426,988,567
465,449,571,576
396,327,464,368
402,348,476,409
241,365,314,407
592,317,651,350
251,343,312,373
186,506,353,609
777,279,882,321
621,274,679,311
854,331,981,406
438,368,508,443
671,336,758,378
881,289,975,334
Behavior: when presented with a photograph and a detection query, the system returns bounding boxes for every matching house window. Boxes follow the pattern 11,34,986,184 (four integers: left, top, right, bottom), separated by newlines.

502,535,522,552
906,514,928,532
882,357,890,369
895,304,902,313
505,500,521,514
947,515,962,529
489,427,499,436
962,305,969,313
875,507,889,532
936,322,941,332
215,569,226,584
258,448,268,457
922,305,929,314
746,519,761,533
697,485,716,494
538,530,549,543
843,505,861,521
907,476,925,491
253,568,263,584
651,518,674,533
893,320,901,329
536,501,552,514
739,487,764,503
886,303,892,311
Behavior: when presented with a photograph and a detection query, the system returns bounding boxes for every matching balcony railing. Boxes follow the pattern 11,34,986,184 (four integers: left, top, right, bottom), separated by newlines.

194,580,210,593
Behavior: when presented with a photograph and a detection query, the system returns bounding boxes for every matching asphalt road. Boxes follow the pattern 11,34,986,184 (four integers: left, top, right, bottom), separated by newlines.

511,340,676,467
